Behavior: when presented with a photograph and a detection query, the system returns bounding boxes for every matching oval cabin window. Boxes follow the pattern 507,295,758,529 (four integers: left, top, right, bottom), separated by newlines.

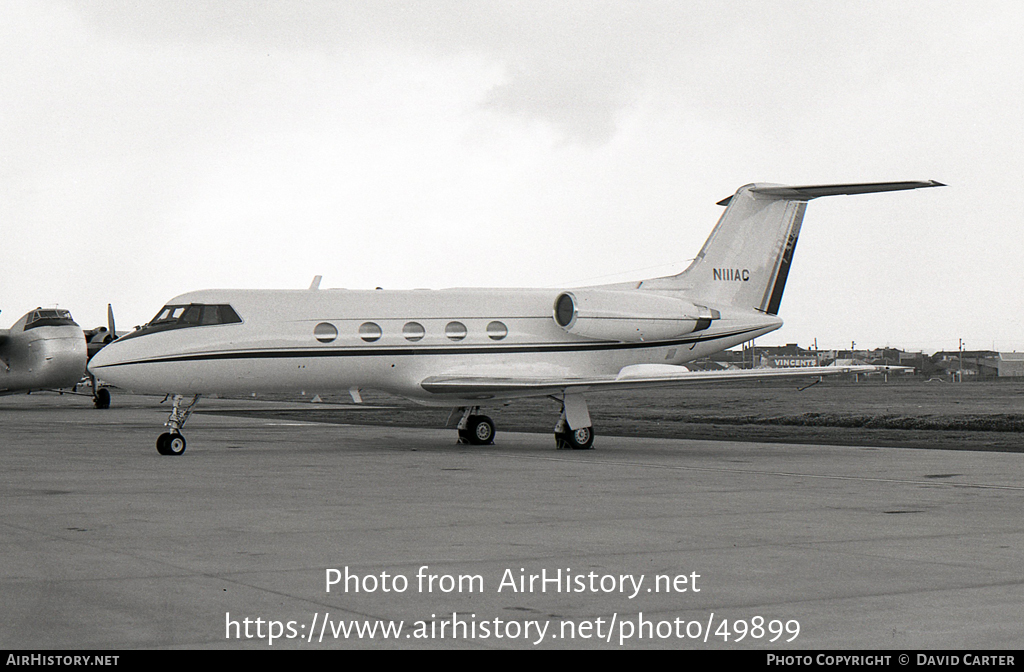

359,322,382,342
486,321,508,340
445,321,467,341
403,322,425,342
314,322,338,343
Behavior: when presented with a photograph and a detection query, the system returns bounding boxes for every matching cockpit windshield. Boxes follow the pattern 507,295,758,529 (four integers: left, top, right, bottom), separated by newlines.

24,308,78,330
150,304,242,327
120,303,242,340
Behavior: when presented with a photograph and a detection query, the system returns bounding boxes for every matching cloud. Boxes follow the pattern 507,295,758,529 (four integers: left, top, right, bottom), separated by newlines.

64,0,664,145
3,1,1023,349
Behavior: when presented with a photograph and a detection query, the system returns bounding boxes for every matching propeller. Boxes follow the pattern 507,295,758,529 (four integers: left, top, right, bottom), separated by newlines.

85,304,119,358
105,304,116,343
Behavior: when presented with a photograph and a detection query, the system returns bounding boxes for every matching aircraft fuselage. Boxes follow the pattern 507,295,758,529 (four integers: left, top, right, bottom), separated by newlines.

89,287,781,404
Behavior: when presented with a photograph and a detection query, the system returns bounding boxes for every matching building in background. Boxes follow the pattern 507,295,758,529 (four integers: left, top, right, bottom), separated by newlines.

997,353,1024,377
703,343,1024,378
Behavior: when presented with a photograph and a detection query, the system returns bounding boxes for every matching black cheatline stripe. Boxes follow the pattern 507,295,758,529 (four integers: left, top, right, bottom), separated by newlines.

93,326,766,368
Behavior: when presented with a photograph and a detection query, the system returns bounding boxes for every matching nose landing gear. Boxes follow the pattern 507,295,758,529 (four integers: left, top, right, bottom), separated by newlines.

157,432,187,455
156,394,201,455
93,386,111,409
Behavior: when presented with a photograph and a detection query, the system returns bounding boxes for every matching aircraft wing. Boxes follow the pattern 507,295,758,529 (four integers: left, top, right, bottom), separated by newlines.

421,364,886,397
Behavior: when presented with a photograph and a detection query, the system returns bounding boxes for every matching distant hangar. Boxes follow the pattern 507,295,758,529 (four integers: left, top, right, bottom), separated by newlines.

998,353,1024,377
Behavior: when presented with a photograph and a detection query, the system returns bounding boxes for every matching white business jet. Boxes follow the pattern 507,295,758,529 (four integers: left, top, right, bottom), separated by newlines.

88,180,942,455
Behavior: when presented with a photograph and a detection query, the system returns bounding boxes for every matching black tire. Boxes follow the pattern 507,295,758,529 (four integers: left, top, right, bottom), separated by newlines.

93,388,111,409
555,426,594,450
467,415,495,445
157,433,172,455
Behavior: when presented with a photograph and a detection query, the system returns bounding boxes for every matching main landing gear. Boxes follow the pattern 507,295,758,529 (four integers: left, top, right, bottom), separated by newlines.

455,407,496,445
553,392,594,450
451,392,595,450
156,394,201,455
554,423,595,450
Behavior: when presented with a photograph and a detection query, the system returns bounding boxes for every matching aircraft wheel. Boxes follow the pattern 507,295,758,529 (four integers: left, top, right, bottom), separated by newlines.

93,388,111,409
555,426,594,450
467,415,495,445
157,432,187,455
166,433,187,455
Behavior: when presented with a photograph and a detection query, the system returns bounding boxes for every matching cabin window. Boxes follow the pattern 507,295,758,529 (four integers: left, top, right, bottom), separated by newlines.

359,322,382,342
314,323,338,343
554,294,575,327
486,321,508,340
403,322,425,342
445,321,467,341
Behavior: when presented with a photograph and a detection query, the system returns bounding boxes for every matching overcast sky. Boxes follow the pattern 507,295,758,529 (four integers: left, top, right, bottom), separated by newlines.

2,1,1021,353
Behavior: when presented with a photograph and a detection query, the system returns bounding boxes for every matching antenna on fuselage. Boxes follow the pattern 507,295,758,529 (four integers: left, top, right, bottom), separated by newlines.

309,275,322,290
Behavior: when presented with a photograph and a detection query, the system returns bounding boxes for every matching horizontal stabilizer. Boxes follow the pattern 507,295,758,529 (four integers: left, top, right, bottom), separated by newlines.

717,180,944,206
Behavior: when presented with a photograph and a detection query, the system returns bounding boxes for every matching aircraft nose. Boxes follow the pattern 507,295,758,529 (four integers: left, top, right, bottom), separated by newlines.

87,341,133,393
37,335,87,389
87,338,121,375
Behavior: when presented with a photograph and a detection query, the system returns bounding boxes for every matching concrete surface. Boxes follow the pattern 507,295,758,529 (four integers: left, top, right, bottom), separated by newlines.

1,393,1021,649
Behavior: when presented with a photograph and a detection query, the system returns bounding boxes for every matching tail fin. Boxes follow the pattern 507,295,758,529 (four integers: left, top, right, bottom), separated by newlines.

639,180,944,314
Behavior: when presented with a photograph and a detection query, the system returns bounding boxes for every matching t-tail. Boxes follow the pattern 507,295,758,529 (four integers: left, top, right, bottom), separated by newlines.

639,181,944,314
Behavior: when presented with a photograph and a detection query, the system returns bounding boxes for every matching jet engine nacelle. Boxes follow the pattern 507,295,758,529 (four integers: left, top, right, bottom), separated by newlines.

552,290,716,342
